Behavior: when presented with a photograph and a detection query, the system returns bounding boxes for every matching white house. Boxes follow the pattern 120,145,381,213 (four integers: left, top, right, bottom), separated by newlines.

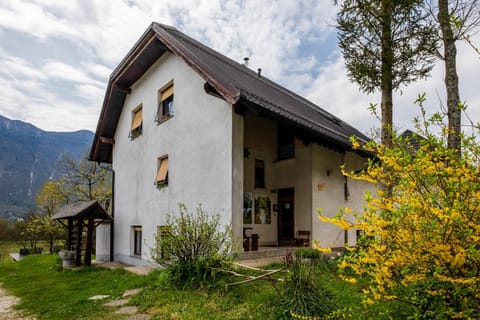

90,23,372,266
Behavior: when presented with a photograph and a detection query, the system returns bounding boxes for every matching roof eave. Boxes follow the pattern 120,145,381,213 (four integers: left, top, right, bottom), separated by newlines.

151,23,240,104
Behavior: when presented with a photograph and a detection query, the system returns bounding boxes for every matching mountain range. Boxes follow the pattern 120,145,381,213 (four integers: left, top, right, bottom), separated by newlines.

0,115,93,222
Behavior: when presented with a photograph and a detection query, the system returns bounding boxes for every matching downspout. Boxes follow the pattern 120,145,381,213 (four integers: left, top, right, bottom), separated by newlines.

110,169,115,262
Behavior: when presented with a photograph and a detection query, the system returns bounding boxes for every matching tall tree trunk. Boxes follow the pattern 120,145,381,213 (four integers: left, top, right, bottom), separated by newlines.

438,0,461,151
381,0,394,147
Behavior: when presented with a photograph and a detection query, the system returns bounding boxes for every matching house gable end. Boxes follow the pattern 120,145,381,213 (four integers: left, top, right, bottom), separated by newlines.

90,22,371,163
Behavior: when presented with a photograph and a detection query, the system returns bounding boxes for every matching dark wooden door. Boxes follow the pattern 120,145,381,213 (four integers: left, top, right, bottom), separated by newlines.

278,188,294,245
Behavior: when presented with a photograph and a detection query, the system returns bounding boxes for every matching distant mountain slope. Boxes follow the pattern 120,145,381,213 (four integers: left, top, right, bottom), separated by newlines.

0,115,93,221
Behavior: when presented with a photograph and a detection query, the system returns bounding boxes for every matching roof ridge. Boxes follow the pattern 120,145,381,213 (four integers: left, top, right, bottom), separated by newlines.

241,90,352,143
168,28,258,76
165,26,343,124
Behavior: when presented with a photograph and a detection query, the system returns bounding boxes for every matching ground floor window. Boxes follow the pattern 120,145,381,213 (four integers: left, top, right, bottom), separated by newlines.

132,226,142,256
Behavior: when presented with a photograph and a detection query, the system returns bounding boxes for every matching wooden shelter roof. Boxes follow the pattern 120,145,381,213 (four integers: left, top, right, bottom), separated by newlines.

52,200,112,221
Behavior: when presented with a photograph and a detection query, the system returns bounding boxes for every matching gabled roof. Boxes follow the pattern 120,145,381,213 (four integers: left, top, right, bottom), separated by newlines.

89,22,370,163
52,200,112,221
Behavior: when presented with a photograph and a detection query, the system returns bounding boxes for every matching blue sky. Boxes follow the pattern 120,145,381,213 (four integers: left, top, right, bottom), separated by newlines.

0,0,479,136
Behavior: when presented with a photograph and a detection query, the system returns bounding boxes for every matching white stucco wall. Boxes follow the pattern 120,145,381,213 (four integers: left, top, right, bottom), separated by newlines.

243,114,277,244
273,141,312,238
311,146,372,248
95,222,110,261
107,53,234,265
243,113,312,245
343,151,375,246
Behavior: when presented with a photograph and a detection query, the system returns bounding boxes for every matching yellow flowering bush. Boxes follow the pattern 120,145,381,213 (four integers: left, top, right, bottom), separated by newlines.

321,101,480,319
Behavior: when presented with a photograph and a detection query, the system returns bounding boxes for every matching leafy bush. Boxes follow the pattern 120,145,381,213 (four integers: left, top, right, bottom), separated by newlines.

320,98,480,318
52,245,63,254
280,256,338,319
152,204,233,286
294,248,321,260
19,247,43,255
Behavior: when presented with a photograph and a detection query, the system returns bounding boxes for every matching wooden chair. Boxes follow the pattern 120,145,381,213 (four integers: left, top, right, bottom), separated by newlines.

297,230,310,247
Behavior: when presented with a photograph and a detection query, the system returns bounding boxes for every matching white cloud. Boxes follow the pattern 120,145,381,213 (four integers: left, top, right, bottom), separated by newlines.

0,0,81,40
0,54,47,80
82,62,112,81
41,60,104,87
304,54,379,134
75,83,105,103
0,0,479,135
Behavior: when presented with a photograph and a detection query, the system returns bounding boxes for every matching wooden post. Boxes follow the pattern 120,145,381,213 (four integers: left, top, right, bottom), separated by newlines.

76,219,83,266
67,219,73,250
85,217,94,266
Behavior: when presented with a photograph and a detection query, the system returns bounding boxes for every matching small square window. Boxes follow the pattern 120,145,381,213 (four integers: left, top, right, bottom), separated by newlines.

156,83,174,123
130,105,143,139
255,159,265,189
156,156,169,187
132,226,142,256
278,124,295,160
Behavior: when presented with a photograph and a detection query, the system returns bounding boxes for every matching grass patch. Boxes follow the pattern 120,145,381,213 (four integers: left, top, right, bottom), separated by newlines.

0,255,151,319
0,240,64,262
0,241,22,262
0,253,414,319
130,270,286,320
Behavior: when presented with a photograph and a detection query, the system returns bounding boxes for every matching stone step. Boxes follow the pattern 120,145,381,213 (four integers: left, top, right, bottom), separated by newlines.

238,247,296,260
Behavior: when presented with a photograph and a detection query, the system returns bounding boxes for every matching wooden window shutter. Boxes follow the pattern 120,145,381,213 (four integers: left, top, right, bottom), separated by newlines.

131,108,143,131
156,157,169,184
160,85,174,101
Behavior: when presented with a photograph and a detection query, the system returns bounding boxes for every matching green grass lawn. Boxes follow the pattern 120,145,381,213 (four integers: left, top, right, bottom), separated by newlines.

0,253,410,319
0,255,150,319
0,241,21,262
0,240,64,262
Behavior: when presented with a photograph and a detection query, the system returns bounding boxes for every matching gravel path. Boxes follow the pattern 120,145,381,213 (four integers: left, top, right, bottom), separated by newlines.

0,283,35,320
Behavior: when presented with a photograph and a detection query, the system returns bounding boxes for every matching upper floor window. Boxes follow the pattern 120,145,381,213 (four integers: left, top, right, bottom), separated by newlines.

156,83,174,123
156,155,169,187
277,125,295,160
255,159,265,189
130,105,143,139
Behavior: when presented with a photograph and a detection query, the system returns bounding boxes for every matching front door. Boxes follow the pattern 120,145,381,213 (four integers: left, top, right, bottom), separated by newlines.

278,188,294,246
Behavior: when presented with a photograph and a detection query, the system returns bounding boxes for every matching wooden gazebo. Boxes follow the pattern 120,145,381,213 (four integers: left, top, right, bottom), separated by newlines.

52,200,112,266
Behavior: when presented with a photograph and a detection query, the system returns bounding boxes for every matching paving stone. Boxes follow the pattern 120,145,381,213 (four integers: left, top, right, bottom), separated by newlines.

103,298,129,307
114,306,138,315
128,313,151,320
89,295,110,300
0,285,35,320
122,288,141,297
124,266,156,275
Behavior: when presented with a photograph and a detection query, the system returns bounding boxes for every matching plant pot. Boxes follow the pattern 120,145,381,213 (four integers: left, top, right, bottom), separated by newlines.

59,251,75,267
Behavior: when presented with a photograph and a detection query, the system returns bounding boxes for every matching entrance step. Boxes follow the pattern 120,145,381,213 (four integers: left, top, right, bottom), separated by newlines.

239,246,296,260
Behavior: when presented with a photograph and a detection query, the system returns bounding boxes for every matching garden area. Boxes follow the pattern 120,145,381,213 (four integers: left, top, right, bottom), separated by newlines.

0,242,406,320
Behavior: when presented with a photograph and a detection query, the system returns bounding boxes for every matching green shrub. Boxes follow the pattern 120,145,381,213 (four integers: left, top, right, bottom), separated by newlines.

152,204,233,287
294,248,321,259
280,256,338,319
294,248,336,273
52,245,63,254
19,247,43,255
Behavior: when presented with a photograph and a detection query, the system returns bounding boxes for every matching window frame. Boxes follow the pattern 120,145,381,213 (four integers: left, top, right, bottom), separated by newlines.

155,155,169,187
156,82,174,124
132,226,142,257
277,124,295,160
130,105,143,139
254,159,265,189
